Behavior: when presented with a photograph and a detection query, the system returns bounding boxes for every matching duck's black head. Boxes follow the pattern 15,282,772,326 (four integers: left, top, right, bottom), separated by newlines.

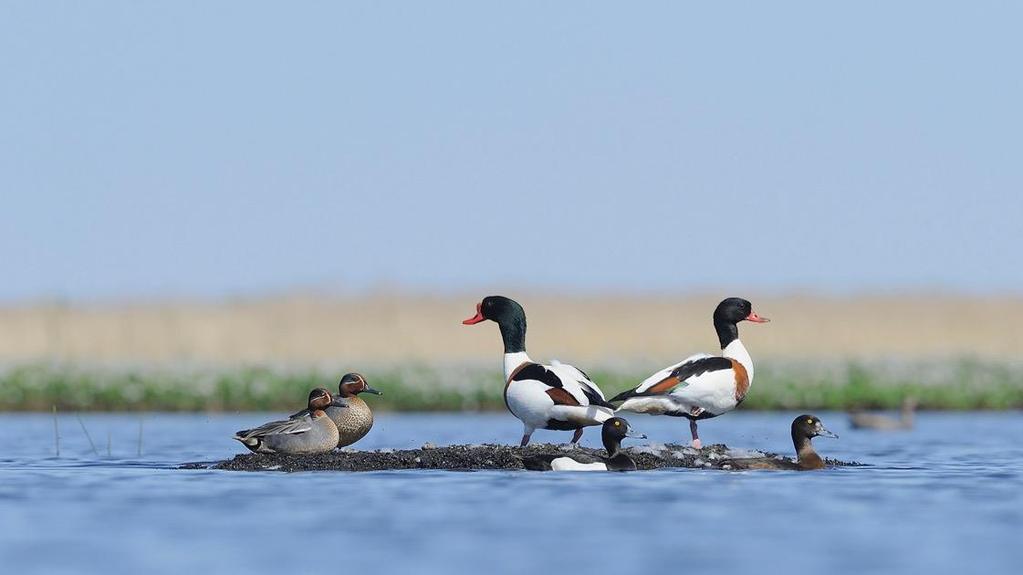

791,414,838,443
338,373,381,399
307,388,333,414
462,295,527,353
601,417,646,455
712,297,769,348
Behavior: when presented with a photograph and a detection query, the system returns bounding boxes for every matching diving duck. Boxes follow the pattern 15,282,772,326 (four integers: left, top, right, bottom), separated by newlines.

521,417,647,471
611,297,769,448
463,295,615,446
723,414,838,471
291,373,382,447
233,388,341,454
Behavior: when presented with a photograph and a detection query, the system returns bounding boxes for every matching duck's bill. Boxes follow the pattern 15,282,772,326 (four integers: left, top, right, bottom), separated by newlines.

626,429,648,440
746,312,770,323
817,427,839,439
462,303,485,325
364,386,383,396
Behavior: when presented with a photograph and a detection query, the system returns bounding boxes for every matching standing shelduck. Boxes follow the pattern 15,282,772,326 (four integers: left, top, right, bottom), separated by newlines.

462,295,615,446
611,297,769,448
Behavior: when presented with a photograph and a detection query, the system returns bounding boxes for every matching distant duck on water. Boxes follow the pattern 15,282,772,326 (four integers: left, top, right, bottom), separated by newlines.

611,297,769,448
722,415,838,471
233,388,341,455
848,397,917,431
291,373,382,447
521,417,647,472
463,296,615,447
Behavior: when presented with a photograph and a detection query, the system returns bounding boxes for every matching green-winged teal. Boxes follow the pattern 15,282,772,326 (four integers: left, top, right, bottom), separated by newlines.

233,388,341,454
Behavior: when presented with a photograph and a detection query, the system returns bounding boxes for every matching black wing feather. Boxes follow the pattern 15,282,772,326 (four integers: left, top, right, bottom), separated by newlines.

512,363,564,388
669,356,733,382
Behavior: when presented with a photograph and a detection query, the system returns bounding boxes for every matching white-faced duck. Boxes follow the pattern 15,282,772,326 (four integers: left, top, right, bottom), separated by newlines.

233,388,341,454
612,297,769,448
723,415,838,471
521,417,647,472
463,295,615,447
849,397,917,431
291,373,381,447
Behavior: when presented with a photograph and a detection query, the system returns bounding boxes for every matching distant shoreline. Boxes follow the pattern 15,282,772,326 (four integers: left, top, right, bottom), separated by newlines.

2,293,1022,366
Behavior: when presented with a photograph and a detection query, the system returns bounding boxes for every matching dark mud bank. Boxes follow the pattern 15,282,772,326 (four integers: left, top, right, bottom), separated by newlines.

182,443,860,472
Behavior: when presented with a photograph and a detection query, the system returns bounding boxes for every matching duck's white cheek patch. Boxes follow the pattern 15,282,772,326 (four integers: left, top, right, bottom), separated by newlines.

550,458,608,472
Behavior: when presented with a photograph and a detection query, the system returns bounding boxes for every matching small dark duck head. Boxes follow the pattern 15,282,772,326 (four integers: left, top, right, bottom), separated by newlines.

602,417,646,455
792,415,838,441
338,373,381,398
308,388,334,412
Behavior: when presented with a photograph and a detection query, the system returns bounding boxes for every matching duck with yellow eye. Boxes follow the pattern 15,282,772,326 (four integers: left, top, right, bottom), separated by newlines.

520,417,647,472
723,415,839,471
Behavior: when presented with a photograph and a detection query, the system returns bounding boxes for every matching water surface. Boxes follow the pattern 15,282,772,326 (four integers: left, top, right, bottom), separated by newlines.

1,411,1020,574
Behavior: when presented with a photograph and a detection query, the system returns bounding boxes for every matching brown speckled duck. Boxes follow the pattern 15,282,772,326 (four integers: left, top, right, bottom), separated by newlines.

292,373,381,447
723,415,838,471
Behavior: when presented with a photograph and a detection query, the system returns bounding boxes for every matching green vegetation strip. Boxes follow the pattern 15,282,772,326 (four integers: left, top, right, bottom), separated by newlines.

1,361,1021,412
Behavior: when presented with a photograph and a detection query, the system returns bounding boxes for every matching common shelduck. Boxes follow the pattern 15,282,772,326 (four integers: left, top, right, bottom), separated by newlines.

723,415,838,471
521,417,647,471
463,295,615,446
233,388,341,454
611,297,769,448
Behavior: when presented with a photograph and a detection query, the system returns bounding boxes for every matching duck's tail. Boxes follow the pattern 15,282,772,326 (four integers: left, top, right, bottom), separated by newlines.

232,431,262,453
518,454,557,471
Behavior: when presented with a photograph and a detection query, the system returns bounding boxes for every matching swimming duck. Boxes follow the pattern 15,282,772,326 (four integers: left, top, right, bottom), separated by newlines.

463,295,615,446
291,373,382,447
521,417,647,471
723,415,838,471
849,397,917,431
611,297,769,448
233,388,341,454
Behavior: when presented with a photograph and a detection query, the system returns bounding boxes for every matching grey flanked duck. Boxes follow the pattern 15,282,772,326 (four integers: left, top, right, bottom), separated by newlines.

233,388,341,454
291,373,381,447
723,415,838,471
849,397,917,430
521,417,647,472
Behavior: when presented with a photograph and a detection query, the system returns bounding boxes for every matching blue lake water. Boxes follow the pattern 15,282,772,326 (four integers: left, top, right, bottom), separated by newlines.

1,411,1021,574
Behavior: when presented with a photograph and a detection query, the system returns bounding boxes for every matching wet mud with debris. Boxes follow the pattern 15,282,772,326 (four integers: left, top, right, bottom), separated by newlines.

182,443,860,472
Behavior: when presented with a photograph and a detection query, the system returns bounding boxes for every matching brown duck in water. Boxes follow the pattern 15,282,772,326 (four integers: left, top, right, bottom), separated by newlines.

723,415,838,471
291,373,381,447
848,397,917,431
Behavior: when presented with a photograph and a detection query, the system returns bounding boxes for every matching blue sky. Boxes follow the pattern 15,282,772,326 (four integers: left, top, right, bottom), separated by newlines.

2,2,1021,301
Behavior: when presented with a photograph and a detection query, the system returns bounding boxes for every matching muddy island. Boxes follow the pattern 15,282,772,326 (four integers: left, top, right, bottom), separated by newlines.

182,443,860,472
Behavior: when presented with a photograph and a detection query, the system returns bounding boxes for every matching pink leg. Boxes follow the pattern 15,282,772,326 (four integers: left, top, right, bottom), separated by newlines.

689,419,702,449
570,428,584,446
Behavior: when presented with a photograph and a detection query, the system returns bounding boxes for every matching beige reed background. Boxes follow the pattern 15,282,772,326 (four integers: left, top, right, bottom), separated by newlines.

1,293,1020,368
